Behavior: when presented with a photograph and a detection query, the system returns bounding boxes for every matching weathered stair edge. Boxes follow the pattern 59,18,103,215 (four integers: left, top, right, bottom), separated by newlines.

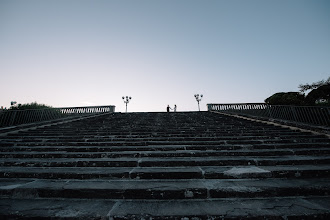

1,165,330,180
0,112,116,137
210,111,330,138
1,197,330,219
1,178,330,200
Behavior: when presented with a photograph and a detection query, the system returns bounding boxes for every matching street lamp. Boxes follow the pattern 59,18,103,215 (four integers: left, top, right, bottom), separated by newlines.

122,96,132,112
194,94,203,111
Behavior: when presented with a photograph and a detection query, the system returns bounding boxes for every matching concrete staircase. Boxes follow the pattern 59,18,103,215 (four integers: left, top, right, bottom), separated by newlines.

0,111,330,219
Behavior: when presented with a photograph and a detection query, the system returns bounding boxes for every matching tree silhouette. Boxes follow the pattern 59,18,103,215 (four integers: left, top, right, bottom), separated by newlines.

299,77,330,92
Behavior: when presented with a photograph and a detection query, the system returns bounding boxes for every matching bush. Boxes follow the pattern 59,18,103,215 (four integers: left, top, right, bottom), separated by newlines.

10,102,53,110
265,92,305,105
305,85,330,106
265,78,330,106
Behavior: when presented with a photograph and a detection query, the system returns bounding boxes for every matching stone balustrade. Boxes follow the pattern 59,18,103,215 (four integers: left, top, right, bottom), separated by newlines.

0,105,115,128
208,103,330,127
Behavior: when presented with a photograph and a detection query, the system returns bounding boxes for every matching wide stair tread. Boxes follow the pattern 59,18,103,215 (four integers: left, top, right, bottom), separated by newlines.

1,197,330,219
1,165,330,179
1,178,330,199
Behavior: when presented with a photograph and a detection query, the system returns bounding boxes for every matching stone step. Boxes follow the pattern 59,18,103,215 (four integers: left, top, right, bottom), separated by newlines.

136,156,330,167
5,129,314,136
4,130,318,137
3,137,328,147
1,142,329,152
1,155,329,167
14,122,282,128
2,135,323,142
2,131,322,137
1,148,330,158
0,197,117,219
1,178,330,200
107,197,330,219
145,138,330,145
2,136,326,146
0,145,190,152
1,165,330,180
7,119,305,130
1,196,330,219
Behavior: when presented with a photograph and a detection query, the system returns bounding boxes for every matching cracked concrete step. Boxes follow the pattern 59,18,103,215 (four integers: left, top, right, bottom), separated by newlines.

1,148,330,159
108,196,330,220
1,178,330,200
1,165,330,180
1,155,329,167
1,196,330,219
0,197,116,219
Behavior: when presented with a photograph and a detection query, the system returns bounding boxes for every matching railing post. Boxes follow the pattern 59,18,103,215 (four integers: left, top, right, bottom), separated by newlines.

290,106,298,122
9,111,17,126
40,109,45,121
266,105,273,118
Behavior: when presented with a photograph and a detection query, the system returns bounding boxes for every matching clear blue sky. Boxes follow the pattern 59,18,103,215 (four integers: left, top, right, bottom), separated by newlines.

1,0,329,112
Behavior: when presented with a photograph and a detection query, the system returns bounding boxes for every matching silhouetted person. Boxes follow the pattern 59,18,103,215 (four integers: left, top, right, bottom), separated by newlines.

167,105,172,112
174,104,177,112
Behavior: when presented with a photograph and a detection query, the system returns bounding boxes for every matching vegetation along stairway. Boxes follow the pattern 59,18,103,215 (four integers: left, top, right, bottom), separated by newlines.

0,111,330,219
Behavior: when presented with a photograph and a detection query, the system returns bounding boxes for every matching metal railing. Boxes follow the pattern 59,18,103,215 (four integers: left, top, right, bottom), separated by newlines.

0,105,115,128
207,103,330,127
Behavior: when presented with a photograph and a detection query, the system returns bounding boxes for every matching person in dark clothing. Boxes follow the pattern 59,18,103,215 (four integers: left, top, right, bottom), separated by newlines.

167,105,172,112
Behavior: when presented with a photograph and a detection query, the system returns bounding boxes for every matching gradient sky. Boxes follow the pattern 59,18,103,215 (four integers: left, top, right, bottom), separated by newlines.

1,0,329,112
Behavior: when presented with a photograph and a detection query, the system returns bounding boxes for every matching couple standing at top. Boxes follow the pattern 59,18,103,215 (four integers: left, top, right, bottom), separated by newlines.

167,105,177,112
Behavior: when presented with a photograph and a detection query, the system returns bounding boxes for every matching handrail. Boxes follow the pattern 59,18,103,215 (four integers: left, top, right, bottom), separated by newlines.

0,105,115,128
207,103,330,127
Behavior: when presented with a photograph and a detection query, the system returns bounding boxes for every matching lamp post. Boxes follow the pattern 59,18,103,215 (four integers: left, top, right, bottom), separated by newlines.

122,96,131,112
194,94,203,111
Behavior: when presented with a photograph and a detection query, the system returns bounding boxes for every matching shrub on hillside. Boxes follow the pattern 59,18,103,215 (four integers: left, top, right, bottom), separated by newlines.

305,85,330,106
265,77,330,106
10,102,53,110
265,92,305,105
